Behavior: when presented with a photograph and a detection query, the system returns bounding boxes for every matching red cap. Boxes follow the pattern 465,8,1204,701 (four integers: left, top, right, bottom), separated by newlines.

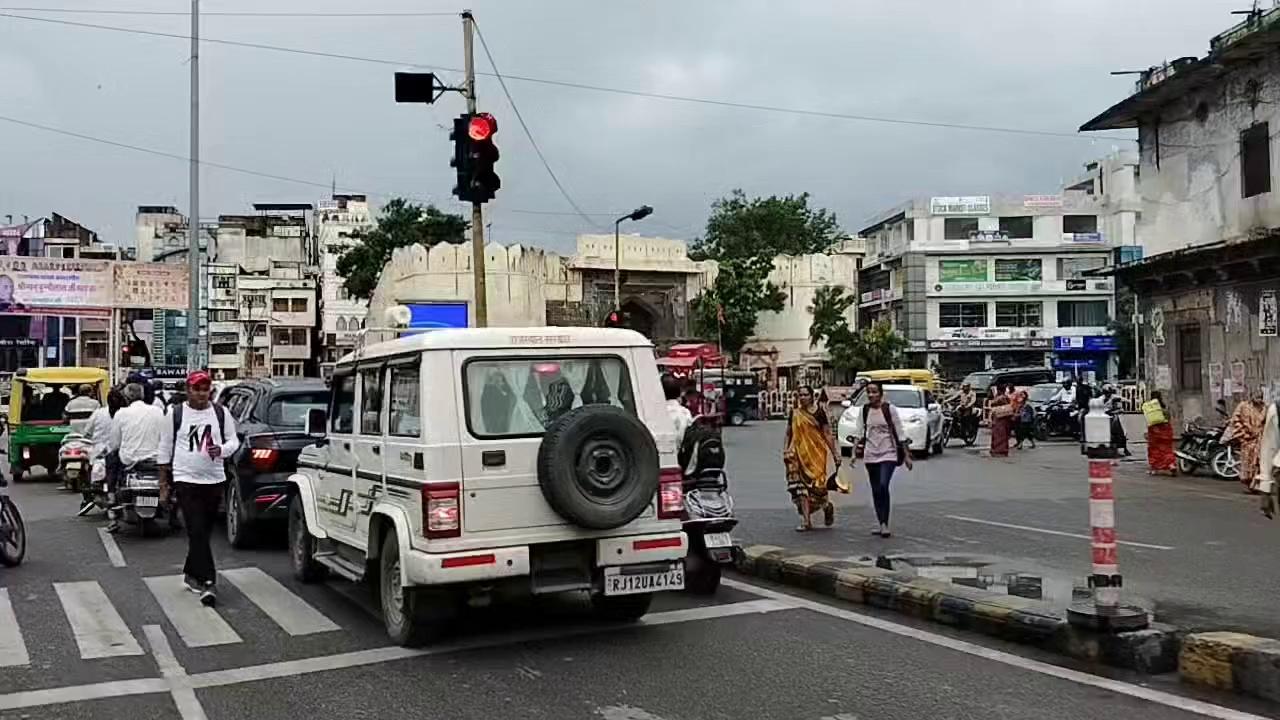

186,370,212,388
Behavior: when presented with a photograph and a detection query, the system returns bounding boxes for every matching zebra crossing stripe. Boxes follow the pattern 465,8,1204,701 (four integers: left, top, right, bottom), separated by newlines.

53,582,144,659
0,589,30,667
144,576,241,648
220,567,339,636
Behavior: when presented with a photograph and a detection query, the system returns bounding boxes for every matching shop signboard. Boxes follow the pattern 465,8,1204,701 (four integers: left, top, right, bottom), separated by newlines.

938,259,988,283
1054,335,1117,352
1260,290,1277,337
930,196,990,215
927,337,1051,351
1023,194,1063,208
112,262,190,310
1064,232,1105,244
0,257,113,317
934,281,1042,294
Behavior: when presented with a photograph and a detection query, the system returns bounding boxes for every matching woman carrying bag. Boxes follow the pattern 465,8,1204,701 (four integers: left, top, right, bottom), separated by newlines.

855,382,913,538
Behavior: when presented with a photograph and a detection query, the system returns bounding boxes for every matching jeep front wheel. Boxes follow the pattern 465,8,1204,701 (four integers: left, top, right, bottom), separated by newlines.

379,533,457,647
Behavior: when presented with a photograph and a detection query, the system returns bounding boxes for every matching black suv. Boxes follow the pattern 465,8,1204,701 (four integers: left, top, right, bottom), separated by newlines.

218,378,328,548
962,366,1056,402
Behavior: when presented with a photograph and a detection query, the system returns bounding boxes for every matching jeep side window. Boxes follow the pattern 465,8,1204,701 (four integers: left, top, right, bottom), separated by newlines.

331,373,355,433
359,367,383,436
388,362,421,438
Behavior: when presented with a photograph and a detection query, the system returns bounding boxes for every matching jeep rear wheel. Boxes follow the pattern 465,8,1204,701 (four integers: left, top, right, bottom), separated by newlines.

379,533,457,647
537,406,660,530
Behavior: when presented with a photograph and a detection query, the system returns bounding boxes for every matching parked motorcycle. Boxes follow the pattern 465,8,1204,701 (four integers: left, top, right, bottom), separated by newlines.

1176,420,1238,480
0,471,25,567
114,461,177,536
679,416,737,595
1035,400,1080,441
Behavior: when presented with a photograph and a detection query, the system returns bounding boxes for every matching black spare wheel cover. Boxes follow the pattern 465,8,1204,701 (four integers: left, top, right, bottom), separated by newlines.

537,405,660,529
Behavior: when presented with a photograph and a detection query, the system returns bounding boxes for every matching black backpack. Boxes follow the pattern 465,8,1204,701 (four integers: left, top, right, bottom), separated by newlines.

678,422,725,475
171,402,227,448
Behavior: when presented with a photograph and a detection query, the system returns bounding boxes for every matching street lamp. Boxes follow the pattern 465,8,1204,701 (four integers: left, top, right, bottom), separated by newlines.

614,205,654,309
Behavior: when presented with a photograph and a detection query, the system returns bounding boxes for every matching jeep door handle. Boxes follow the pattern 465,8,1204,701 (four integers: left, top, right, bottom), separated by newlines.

371,446,380,455
342,442,351,450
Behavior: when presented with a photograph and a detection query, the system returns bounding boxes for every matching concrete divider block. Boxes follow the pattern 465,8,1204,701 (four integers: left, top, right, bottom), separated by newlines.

806,560,868,596
778,554,833,586
895,578,951,620
832,567,895,604
1181,631,1280,702
735,545,788,580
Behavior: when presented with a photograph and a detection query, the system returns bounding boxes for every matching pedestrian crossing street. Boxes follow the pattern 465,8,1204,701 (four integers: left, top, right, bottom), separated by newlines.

0,567,343,668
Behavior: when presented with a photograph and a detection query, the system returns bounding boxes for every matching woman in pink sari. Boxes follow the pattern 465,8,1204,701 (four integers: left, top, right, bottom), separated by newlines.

989,384,1013,457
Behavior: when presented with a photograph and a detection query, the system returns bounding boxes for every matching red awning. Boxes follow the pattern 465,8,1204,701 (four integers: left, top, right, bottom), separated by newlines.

656,356,699,369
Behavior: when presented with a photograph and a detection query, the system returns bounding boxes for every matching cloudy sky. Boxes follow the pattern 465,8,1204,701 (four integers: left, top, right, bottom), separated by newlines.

0,0,1241,253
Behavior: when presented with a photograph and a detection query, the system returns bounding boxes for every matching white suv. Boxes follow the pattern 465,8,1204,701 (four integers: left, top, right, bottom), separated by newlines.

288,327,687,646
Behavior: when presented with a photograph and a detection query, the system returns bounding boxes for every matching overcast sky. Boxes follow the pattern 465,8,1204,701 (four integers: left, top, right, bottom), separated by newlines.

0,0,1243,254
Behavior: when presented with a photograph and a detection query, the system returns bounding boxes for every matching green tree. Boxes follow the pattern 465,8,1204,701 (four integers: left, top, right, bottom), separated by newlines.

807,285,908,376
688,191,842,357
689,189,843,261
336,198,468,300
808,285,857,349
1108,292,1136,378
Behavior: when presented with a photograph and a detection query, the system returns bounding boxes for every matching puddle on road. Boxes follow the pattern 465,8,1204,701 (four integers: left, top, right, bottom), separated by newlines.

852,553,1155,618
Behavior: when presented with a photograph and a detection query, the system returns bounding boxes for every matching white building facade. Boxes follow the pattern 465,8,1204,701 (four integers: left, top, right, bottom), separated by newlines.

859,153,1141,380
317,195,373,367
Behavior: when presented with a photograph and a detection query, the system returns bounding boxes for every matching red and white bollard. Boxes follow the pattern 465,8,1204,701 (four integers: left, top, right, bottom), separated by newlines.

1068,398,1147,632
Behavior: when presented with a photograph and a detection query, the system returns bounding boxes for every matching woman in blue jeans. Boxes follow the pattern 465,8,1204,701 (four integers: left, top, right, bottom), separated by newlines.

856,382,913,537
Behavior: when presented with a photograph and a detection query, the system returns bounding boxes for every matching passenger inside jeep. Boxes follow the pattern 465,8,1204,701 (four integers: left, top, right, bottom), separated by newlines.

467,357,636,436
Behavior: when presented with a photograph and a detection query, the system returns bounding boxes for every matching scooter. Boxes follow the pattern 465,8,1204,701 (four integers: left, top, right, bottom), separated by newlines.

0,470,25,567
57,433,93,496
114,461,178,536
679,416,738,595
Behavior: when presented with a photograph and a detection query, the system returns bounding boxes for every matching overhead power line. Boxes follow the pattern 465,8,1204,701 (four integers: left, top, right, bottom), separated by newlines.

0,11,1133,143
471,19,600,229
0,7,458,16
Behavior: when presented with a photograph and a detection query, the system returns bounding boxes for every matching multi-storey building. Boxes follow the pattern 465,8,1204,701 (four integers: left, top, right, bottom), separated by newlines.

857,152,1141,381
317,194,373,370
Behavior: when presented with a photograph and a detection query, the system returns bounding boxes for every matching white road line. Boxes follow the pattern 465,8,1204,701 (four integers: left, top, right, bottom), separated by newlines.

143,625,208,720
0,598,790,711
97,527,127,568
0,588,30,667
144,576,241,648
944,515,1175,550
722,578,1265,720
53,582,144,660
220,567,339,636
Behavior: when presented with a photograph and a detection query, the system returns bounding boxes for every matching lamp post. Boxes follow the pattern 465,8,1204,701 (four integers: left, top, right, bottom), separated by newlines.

614,205,654,310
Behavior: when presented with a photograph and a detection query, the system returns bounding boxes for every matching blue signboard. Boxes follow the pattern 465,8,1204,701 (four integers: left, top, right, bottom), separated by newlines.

1054,335,1117,352
406,302,469,330
1053,357,1099,372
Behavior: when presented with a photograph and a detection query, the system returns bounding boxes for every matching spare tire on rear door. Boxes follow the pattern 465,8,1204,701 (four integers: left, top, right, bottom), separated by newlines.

537,405,660,530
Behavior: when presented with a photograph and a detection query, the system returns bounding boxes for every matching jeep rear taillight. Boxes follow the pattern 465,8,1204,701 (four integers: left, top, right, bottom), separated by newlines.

657,468,683,519
423,482,460,538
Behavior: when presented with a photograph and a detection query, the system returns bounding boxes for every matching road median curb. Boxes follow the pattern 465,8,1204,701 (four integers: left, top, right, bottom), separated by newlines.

733,544,1181,676
1181,631,1280,702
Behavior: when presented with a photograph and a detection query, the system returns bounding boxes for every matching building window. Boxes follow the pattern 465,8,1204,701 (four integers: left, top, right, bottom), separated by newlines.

1058,256,1107,279
272,328,308,345
1178,324,1203,391
939,302,987,328
213,276,235,289
243,294,266,309
944,217,979,240
994,258,1042,281
998,216,1033,239
211,342,237,356
252,324,267,337
272,297,290,312
272,361,304,377
1057,300,1109,327
995,302,1042,327
1241,122,1271,198
210,309,236,322
1063,215,1098,234
290,298,308,313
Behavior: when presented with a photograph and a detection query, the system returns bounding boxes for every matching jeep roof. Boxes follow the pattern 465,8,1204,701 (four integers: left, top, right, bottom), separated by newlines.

338,327,654,365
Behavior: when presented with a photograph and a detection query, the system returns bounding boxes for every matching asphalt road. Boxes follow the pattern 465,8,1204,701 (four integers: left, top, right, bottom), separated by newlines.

725,419,1280,638
1,466,1276,719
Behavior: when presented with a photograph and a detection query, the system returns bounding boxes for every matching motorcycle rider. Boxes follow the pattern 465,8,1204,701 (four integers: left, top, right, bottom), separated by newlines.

63,384,100,434
108,383,165,533
953,383,978,439
663,374,692,442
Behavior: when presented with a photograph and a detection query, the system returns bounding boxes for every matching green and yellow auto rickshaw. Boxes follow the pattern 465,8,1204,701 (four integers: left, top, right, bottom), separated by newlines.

7,368,109,482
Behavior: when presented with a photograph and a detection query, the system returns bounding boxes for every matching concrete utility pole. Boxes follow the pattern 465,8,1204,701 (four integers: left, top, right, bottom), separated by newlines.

462,11,488,328
187,0,201,370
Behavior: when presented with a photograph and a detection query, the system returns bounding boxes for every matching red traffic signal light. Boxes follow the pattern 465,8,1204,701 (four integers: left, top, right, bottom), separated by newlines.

468,113,496,141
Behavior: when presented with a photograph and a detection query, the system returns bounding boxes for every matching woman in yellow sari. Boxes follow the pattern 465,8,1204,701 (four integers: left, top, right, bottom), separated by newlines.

784,386,842,531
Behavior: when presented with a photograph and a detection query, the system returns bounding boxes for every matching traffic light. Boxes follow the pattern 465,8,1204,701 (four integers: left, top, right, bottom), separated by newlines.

450,113,501,204
603,309,628,328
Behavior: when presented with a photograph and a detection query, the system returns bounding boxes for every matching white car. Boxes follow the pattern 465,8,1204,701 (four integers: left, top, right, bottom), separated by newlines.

837,384,945,458
289,326,687,646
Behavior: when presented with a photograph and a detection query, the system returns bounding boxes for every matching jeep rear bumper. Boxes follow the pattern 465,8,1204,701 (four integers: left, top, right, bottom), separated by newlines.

402,531,688,587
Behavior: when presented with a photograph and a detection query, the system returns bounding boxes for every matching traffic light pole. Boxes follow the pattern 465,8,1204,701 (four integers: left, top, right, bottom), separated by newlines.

462,11,488,328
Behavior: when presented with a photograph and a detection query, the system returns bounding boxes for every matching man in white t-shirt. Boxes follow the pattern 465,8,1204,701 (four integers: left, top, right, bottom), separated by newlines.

158,370,239,607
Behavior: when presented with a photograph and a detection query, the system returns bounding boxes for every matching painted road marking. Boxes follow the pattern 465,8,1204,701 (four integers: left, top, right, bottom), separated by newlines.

722,578,1264,720
0,589,30,667
143,625,208,720
220,567,339,636
144,576,241,648
53,582,144,660
97,527,127,568
944,515,1175,550
0,599,790,711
